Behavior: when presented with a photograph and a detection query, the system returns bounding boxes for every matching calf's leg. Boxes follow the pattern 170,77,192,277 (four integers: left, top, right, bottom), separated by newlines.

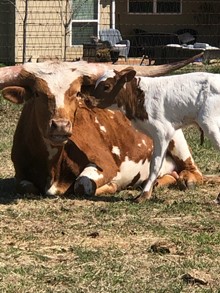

168,129,203,188
135,134,172,203
198,120,220,150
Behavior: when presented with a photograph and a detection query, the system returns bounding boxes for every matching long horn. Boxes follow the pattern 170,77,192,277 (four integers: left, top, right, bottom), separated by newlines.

108,52,204,76
0,52,203,89
70,52,203,81
0,65,23,89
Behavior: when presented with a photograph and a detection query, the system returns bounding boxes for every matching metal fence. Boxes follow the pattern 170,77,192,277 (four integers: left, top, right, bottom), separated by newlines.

0,0,220,64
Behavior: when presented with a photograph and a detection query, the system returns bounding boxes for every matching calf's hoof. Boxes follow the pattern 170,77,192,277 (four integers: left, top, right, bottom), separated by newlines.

134,191,152,203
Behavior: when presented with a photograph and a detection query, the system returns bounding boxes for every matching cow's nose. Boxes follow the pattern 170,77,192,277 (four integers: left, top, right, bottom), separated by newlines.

50,119,72,135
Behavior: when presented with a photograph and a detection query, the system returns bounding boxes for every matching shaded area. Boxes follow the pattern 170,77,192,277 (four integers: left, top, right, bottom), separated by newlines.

0,177,18,204
0,177,123,205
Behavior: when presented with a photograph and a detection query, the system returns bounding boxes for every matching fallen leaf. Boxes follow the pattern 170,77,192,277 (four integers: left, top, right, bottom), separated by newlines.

87,231,99,238
181,270,210,285
150,240,177,254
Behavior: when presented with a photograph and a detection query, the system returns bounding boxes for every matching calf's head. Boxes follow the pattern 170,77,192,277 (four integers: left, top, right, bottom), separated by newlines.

93,67,136,108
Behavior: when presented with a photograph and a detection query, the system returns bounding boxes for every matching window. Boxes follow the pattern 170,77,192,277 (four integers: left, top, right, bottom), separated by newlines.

128,0,181,14
71,0,98,45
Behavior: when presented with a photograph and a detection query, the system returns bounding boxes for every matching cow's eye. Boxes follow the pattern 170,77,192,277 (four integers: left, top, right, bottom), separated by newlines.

104,84,111,91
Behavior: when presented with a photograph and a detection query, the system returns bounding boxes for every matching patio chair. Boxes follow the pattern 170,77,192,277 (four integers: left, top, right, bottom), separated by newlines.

99,29,130,61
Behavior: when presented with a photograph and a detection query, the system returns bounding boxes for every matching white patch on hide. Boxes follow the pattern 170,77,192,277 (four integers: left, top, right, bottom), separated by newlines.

94,116,106,132
100,125,106,132
142,139,147,146
46,183,58,196
46,142,58,160
23,61,82,108
112,156,150,189
75,164,104,195
107,109,115,115
111,154,177,190
112,146,120,157
78,164,103,181
95,70,116,88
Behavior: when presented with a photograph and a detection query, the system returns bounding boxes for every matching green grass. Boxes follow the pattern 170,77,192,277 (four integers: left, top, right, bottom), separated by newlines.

0,64,220,292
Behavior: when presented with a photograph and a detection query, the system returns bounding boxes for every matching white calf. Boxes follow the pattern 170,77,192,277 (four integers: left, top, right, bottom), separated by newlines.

93,69,220,202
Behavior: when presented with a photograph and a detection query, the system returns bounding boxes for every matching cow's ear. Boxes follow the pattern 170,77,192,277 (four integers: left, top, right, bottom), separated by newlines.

82,75,94,85
1,86,28,104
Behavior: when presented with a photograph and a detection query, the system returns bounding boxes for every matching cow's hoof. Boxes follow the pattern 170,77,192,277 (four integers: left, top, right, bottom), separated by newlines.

186,181,196,189
74,177,96,197
133,191,151,203
17,180,39,195
177,179,187,191
178,178,196,191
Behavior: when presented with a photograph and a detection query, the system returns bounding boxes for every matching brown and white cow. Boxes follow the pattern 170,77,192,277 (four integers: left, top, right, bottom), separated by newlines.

0,58,204,198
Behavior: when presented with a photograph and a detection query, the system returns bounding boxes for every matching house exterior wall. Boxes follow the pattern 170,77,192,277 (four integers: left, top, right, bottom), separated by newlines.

15,0,64,63
0,0,219,64
116,0,220,48
100,0,111,28
9,0,111,63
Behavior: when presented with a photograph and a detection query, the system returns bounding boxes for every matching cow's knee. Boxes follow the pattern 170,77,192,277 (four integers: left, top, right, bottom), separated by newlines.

155,173,178,188
74,176,97,197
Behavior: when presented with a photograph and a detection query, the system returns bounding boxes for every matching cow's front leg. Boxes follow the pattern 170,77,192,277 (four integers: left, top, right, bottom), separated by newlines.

95,182,118,195
74,163,105,197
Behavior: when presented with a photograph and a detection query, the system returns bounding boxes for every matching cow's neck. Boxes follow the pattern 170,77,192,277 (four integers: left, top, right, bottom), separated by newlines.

46,143,64,174
44,143,67,191
116,78,148,121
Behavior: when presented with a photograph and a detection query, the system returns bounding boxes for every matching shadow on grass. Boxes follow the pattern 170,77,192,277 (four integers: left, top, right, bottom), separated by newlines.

64,193,123,203
0,178,177,205
0,177,20,204
0,177,124,204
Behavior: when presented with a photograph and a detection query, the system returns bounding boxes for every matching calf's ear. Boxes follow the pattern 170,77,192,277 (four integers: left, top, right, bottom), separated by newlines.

2,86,27,104
116,68,136,83
124,69,136,82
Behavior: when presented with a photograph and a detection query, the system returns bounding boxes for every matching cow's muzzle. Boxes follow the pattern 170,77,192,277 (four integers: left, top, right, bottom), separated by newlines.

49,119,72,145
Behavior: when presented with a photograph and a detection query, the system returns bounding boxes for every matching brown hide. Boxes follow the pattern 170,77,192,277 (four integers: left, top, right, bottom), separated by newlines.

11,98,154,195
